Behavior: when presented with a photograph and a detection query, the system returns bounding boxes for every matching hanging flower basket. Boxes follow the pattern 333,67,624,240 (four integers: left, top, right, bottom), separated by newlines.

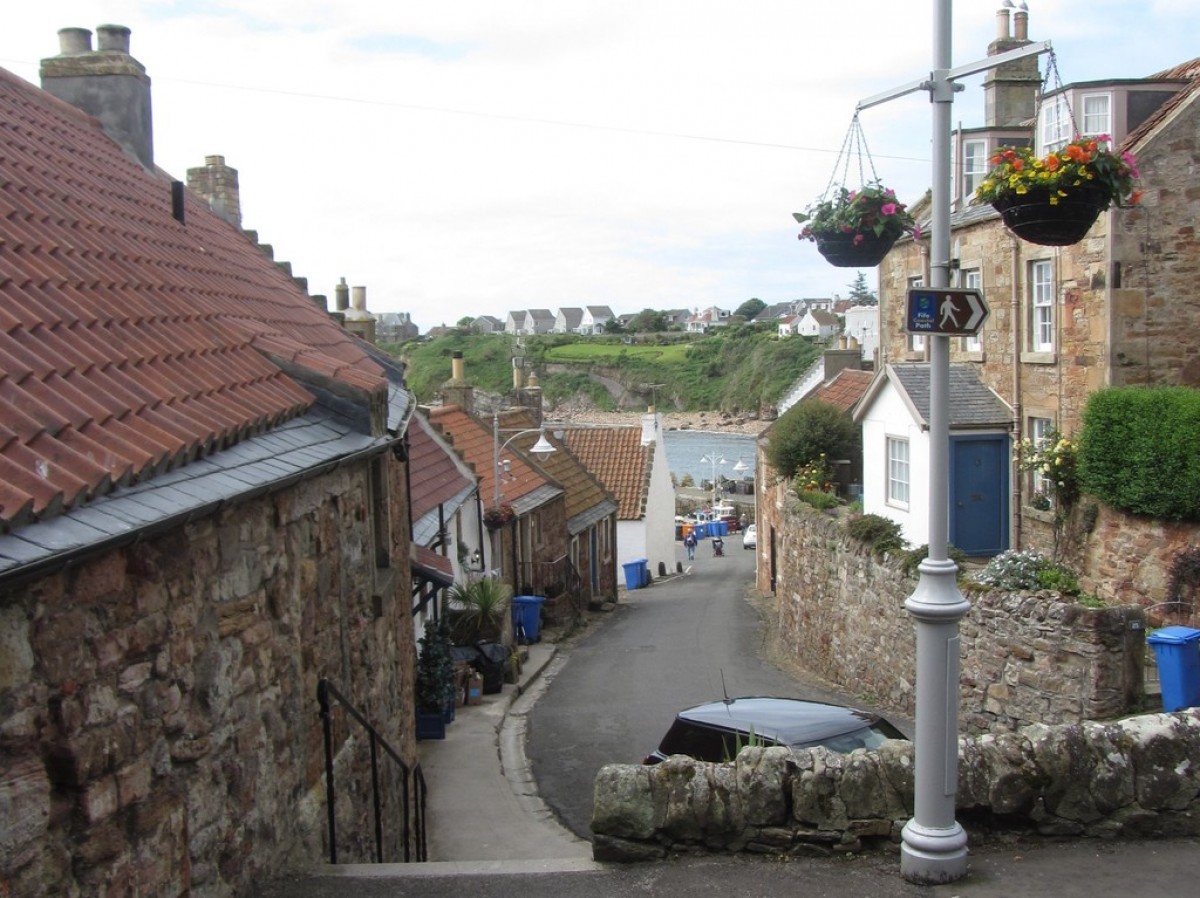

812,229,900,268
795,183,916,270
973,137,1140,247
483,503,515,531
990,184,1109,247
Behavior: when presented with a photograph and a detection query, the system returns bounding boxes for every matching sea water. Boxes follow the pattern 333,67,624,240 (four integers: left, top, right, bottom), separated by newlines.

662,429,757,489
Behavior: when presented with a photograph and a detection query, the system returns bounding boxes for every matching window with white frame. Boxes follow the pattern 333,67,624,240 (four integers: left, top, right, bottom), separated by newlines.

962,268,983,352
962,139,988,199
1030,260,1055,352
907,276,925,352
1028,416,1055,507
886,437,910,508
1081,93,1111,139
1039,95,1072,154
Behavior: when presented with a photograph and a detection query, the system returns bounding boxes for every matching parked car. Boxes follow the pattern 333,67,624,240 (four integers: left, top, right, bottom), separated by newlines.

643,696,905,764
742,524,757,550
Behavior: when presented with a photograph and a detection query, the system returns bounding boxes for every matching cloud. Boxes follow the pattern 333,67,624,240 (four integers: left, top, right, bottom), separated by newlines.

3,1,1196,329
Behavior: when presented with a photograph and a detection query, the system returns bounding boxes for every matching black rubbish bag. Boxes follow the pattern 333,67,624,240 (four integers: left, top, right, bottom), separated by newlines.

474,642,510,694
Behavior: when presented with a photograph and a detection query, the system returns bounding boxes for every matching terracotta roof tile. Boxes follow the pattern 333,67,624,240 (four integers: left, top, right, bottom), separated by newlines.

0,64,389,527
562,426,649,521
810,369,874,413
407,411,477,522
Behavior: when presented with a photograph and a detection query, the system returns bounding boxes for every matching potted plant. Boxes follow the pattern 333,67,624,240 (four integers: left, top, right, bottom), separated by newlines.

415,619,455,739
793,181,916,268
973,136,1140,246
483,503,515,531
447,576,512,645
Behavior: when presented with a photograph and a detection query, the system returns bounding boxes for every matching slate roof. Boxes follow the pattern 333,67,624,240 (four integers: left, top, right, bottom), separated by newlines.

561,426,649,521
854,364,1012,428
424,405,562,515
556,307,584,329
0,64,388,532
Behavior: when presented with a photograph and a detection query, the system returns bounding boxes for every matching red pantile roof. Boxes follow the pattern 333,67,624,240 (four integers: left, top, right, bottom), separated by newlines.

425,405,555,509
561,426,649,521
0,65,386,529
810,369,875,413
407,410,476,521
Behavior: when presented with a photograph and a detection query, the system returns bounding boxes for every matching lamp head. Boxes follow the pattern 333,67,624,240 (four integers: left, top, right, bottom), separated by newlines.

530,431,556,458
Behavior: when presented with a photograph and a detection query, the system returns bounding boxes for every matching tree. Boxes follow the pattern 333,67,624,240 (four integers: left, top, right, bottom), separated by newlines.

847,272,876,304
627,308,667,333
456,315,475,328
734,298,766,320
765,400,859,478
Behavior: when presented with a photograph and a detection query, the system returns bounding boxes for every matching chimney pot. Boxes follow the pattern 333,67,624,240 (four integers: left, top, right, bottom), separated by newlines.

1014,10,1029,41
451,351,465,382
57,28,93,54
335,278,349,311
96,24,131,53
995,8,1011,40
351,286,367,312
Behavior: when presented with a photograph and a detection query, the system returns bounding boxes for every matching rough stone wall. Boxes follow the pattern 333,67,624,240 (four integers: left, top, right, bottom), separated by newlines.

0,459,416,897
591,710,1200,861
768,490,1143,732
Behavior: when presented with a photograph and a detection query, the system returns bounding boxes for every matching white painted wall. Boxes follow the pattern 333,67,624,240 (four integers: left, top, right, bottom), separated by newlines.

860,380,931,548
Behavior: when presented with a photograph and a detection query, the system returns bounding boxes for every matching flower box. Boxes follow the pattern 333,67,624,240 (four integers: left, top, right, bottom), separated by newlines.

416,711,446,741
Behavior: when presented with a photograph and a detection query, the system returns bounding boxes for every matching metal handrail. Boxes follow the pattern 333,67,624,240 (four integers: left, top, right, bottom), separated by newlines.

317,678,427,864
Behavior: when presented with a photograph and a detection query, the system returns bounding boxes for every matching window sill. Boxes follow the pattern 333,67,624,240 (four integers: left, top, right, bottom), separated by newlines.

1021,351,1057,365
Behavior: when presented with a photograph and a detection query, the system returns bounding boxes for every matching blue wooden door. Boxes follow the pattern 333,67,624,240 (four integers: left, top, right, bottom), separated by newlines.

950,436,1009,556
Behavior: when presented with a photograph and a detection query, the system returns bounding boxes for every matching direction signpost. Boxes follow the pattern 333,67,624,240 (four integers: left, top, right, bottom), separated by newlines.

906,287,990,336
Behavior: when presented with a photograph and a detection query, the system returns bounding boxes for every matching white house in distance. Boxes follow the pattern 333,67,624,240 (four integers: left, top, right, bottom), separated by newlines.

797,308,840,340
841,305,880,362
580,305,615,334
554,307,584,333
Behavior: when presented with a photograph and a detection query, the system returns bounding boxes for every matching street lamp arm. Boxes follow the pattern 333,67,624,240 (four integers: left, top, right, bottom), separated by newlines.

492,411,556,509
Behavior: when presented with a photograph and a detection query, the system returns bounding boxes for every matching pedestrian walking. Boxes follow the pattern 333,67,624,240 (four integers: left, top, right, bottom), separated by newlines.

684,530,697,560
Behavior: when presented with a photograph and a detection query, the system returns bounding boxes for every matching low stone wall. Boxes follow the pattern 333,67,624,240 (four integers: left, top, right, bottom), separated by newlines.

591,710,1200,861
769,496,1145,732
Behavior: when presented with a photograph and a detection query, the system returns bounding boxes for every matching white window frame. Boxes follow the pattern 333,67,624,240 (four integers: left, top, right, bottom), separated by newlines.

907,276,925,352
1081,93,1111,138
961,268,983,353
1039,95,1072,155
962,139,988,199
1028,417,1055,507
1030,260,1055,352
886,437,910,509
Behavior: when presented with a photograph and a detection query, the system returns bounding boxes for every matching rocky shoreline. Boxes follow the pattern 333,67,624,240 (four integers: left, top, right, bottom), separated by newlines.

549,409,772,436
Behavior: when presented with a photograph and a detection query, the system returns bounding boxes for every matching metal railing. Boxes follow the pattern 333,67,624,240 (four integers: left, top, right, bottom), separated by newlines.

317,678,427,864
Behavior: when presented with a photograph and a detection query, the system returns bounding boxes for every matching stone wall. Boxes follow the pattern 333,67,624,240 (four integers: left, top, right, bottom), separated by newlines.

764,489,1144,732
591,710,1200,861
0,459,416,896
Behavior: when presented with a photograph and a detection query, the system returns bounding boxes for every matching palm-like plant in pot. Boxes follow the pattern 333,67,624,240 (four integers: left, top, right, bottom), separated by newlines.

448,576,512,645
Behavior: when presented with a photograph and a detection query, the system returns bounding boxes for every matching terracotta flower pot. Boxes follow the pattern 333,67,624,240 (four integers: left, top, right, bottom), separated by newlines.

813,230,899,268
991,184,1108,246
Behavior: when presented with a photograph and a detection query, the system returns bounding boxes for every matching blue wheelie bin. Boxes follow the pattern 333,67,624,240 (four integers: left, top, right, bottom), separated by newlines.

1147,626,1200,712
511,595,546,643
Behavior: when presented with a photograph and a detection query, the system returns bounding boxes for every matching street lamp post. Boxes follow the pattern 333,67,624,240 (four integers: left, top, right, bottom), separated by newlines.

700,452,726,509
491,409,556,510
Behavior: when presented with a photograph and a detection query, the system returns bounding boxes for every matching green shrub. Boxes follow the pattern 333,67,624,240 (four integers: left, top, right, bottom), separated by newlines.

899,544,967,577
1079,386,1200,521
798,490,840,510
845,514,905,556
970,549,1087,599
766,401,859,479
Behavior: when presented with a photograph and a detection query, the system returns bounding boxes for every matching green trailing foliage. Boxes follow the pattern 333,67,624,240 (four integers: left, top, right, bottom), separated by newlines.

1079,386,1200,521
845,513,905,557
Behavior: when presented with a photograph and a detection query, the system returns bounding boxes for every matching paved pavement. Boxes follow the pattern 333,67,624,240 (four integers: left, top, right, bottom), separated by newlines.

260,578,1200,897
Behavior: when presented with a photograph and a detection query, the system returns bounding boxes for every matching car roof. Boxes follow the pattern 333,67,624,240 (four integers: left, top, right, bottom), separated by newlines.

675,697,879,747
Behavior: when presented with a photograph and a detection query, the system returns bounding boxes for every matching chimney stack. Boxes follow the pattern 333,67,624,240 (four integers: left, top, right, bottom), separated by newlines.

40,25,154,170
341,286,376,344
983,5,1040,128
441,351,475,414
186,155,242,227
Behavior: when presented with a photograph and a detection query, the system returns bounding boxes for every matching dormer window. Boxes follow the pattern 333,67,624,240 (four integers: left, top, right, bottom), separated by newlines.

1081,93,1112,138
1039,95,1072,154
962,139,988,199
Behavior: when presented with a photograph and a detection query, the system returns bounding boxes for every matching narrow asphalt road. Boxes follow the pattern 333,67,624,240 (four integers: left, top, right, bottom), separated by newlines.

526,538,909,840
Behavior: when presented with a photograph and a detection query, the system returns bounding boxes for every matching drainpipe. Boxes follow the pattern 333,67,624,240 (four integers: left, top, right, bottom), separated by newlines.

1010,234,1023,548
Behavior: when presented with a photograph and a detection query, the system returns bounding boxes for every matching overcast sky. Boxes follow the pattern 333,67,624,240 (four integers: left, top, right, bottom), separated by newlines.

3,2,1195,330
